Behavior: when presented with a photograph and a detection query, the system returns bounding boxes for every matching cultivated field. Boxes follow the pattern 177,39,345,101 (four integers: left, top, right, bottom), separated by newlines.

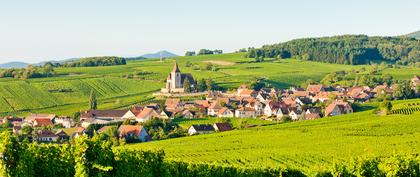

124,99,420,174
1,53,419,116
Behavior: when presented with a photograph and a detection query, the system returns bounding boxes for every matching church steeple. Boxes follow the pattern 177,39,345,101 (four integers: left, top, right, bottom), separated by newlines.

172,62,181,73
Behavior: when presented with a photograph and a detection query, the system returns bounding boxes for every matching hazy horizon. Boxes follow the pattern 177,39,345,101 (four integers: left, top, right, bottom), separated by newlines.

1,0,419,63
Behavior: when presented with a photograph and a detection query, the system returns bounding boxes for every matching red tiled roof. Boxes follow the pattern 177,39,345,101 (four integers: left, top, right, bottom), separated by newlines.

119,125,144,137
307,84,324,93
239,89,255,96
34,118,53,127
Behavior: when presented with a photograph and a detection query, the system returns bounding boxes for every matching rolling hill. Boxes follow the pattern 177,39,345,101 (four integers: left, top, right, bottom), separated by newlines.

0,61,29,69
124,99,420,174
1,52,419,116
406,30,420,39
141,50,178,58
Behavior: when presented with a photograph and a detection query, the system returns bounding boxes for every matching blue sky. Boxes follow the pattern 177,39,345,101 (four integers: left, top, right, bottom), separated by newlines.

0,0,419,63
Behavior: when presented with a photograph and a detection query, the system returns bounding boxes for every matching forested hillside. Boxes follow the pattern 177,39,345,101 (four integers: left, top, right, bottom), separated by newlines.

248,35,420,66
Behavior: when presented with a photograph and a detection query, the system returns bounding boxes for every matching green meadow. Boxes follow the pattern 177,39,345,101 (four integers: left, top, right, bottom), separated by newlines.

0,53,419,116
124,99,420,174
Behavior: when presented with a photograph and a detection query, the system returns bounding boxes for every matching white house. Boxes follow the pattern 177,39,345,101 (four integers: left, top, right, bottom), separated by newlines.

235,107,256,118
118,125,149,142
217,107,234,118
188,124,215,135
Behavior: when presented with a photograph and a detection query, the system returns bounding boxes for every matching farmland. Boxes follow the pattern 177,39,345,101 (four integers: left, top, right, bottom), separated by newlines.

1,52,419,116
124,99,420,174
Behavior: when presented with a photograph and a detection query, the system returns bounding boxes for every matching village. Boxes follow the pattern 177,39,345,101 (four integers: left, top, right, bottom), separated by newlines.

1,63,420,144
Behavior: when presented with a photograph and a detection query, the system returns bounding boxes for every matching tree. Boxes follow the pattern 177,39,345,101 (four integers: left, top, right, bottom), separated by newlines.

198,49,214,55
89,90,98,110
43,62,55,77
197,79,207,92
185,51,196,56
73,112,81,122
183,79,191,93
206,79,216,91
205,63,213,70
393,81,415,100
380,100,392,114
250,78,266,91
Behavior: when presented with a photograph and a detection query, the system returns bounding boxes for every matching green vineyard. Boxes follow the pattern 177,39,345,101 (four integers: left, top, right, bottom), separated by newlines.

391,101,420,115
125,102,420,174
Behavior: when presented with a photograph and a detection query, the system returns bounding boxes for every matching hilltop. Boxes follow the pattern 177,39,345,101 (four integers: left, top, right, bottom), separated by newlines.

140,50,178,58
0,61,29,69
406,30,420,39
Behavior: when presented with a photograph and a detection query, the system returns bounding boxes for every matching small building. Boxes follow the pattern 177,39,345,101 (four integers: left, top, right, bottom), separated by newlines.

72,127,87,138
181,110,194,119
288,109,303,121
307,84,325,94
235,107,256,118
213,123,233,132
33,118,54,127
80,110,129,121
55,130,70,141
208,101,222,116
325,100,353,117
165,98,182,112
97,126,116,134
54,116,75,128
13,126,21,134
188,124,215,135
135,107,160,122
217,107,234,118
118,125,149,142
305,113,321,120
36,130,59,142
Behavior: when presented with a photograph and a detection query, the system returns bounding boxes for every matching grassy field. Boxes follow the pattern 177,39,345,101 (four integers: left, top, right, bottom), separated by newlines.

123,99,420,174
1,52,419,116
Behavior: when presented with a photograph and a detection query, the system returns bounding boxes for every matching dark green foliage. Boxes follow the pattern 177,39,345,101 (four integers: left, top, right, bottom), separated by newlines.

393,80,416,100
185,51,196,56
249,78,266,91
63,56,126,67
206,78,217,91
142,118,186,140
183,79,192,93
197,79,207,92
248,35,420,65
0,65,56,79
89,90,98,110
198,49,223,55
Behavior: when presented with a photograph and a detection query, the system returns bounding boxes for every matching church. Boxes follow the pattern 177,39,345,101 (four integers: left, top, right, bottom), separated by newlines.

161,62,196,93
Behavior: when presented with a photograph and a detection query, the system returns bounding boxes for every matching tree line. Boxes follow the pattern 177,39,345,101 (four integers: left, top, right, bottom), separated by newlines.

247,35,420,65
0,64,55,79
185,49,223,56
61,56,127,67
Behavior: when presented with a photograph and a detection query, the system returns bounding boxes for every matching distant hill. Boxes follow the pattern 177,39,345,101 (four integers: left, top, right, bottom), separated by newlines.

405,30,420,39
141,51,178,59
0,62,29,69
